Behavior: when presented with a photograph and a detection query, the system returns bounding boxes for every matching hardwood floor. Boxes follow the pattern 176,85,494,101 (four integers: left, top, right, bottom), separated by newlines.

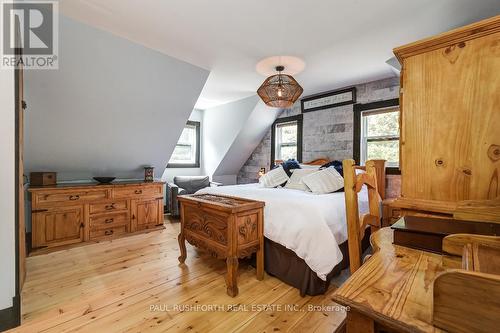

12,218,347,332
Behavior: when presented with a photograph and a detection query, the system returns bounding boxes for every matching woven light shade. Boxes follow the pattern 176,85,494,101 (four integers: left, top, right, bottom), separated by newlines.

257,66,303,108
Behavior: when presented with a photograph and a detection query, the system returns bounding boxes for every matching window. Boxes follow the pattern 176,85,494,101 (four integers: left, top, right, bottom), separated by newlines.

271,115,303,166
361,108,399,167
167,120,200,168
354,99,400,173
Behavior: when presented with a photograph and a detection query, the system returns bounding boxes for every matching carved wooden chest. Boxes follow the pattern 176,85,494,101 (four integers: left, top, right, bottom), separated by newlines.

177,193,264,297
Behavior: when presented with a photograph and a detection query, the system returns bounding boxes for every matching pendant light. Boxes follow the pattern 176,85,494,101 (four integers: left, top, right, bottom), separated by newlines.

257,65,303,108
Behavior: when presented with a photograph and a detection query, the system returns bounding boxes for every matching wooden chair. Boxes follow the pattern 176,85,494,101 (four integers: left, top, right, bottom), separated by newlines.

342,159,386,274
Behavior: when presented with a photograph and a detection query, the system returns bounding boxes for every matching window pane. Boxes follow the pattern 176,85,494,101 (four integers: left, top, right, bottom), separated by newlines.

366,111,399,137
278,124,297,144
367,140,399,166
178,126,195,145
169,145,194,164
279,146,297,161
169,124,198,165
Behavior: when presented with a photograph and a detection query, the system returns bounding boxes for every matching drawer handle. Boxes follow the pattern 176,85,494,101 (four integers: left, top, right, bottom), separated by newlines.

104,230,114,236
134,189,143,194
69,195,80,201
105,203,116,210
105,218,114,224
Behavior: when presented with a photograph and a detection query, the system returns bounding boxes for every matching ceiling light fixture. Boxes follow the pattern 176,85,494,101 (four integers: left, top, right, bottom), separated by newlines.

257,65,303,109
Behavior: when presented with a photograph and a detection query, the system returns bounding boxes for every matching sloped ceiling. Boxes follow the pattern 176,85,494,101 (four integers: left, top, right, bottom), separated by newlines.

24,16,209,181
59,0,500,109
213,101,280,178
202,96,280,184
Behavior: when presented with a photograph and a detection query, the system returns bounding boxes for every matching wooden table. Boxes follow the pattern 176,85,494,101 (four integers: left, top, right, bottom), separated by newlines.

333,228,446,333
177,193,264,297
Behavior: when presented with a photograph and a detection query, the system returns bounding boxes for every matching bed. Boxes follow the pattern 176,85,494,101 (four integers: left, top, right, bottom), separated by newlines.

196,159,386,296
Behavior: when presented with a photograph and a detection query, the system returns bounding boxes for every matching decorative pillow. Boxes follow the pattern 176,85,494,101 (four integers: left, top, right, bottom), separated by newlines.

259,165,290,188
284,169,317,191
299,163,320,170
279,159,301,177
320,160,343,176
302,167,344,194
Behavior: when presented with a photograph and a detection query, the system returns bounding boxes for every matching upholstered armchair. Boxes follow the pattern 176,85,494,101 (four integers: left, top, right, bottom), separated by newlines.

167,176,222,217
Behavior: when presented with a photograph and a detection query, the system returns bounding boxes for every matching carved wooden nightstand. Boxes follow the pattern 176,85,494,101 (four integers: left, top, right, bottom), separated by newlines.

177,194,264,297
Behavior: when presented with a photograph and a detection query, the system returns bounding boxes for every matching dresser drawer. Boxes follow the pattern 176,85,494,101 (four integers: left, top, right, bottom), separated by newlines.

89,212,129,230
89,200,128,215
34,189,109,206
90,225,128,240
113,185,162,199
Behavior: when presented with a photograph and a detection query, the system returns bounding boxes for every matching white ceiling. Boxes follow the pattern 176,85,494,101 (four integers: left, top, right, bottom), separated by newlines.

60,0,500,109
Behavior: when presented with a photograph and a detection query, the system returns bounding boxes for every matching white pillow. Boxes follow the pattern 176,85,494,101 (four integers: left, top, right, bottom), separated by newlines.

299,163,320,170
284,169,317,191
259,166,289,188
302,167,344,194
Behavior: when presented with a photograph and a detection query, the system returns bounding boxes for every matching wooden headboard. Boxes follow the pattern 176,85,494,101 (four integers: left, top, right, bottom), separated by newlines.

274,157,330,166
302,157,330,166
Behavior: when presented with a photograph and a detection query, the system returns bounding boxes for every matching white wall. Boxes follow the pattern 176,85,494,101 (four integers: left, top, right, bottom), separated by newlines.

24,16,209,181
0,66,16,309
202,96,280,184
161,109,204,184
202,96,260,184
213,101,280,177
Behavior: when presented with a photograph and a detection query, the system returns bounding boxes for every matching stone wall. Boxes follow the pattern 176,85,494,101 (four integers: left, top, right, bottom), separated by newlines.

237,76,402,198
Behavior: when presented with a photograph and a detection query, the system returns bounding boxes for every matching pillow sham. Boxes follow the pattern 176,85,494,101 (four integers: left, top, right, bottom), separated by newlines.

284,168,317,191
302,167,344,194
259,165,290,188
320,160,343,176
298,163,320,170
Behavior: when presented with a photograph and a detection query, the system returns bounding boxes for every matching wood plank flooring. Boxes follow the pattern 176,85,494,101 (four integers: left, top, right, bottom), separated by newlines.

11,219,347,332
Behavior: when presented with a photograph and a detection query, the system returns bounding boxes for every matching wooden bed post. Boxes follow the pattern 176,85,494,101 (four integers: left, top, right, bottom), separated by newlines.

343,159,386,274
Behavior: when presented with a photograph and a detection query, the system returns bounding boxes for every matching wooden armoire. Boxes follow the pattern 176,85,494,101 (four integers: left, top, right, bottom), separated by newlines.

390,15,500,221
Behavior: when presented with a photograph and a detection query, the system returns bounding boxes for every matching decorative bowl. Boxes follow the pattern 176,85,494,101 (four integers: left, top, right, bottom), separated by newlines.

93,177,116,184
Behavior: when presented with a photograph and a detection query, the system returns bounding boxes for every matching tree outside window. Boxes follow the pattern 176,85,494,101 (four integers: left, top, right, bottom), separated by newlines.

360,107,399,167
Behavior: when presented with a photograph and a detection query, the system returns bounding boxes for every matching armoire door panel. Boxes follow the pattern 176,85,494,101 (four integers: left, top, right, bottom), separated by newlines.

401,31,500,202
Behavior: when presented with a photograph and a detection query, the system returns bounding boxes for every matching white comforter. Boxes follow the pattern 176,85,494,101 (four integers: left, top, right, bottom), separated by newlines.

196,183,369,280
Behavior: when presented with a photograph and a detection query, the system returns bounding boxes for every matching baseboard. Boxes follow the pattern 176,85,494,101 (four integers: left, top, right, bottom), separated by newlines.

0,295,20,332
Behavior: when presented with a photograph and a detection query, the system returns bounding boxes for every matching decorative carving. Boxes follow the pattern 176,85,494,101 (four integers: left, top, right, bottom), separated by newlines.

185,234,226,259
238,216,257,243
238,245,260,258
184,211,228,245
191,194,243,206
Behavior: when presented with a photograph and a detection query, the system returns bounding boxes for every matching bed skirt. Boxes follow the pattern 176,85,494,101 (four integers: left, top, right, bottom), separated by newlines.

263,229,371,296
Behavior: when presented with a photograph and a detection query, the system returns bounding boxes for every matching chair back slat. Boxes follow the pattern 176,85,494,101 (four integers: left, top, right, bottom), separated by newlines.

343,159,386,274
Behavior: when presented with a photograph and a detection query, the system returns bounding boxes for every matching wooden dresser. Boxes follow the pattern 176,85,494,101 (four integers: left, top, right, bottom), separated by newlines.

390,15,500,220
29,181,165,250
177,194,264,297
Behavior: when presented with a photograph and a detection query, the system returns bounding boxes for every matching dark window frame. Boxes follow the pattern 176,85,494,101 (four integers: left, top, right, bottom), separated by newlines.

166,120,201,168
353,98,401,175
270,114,303,168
